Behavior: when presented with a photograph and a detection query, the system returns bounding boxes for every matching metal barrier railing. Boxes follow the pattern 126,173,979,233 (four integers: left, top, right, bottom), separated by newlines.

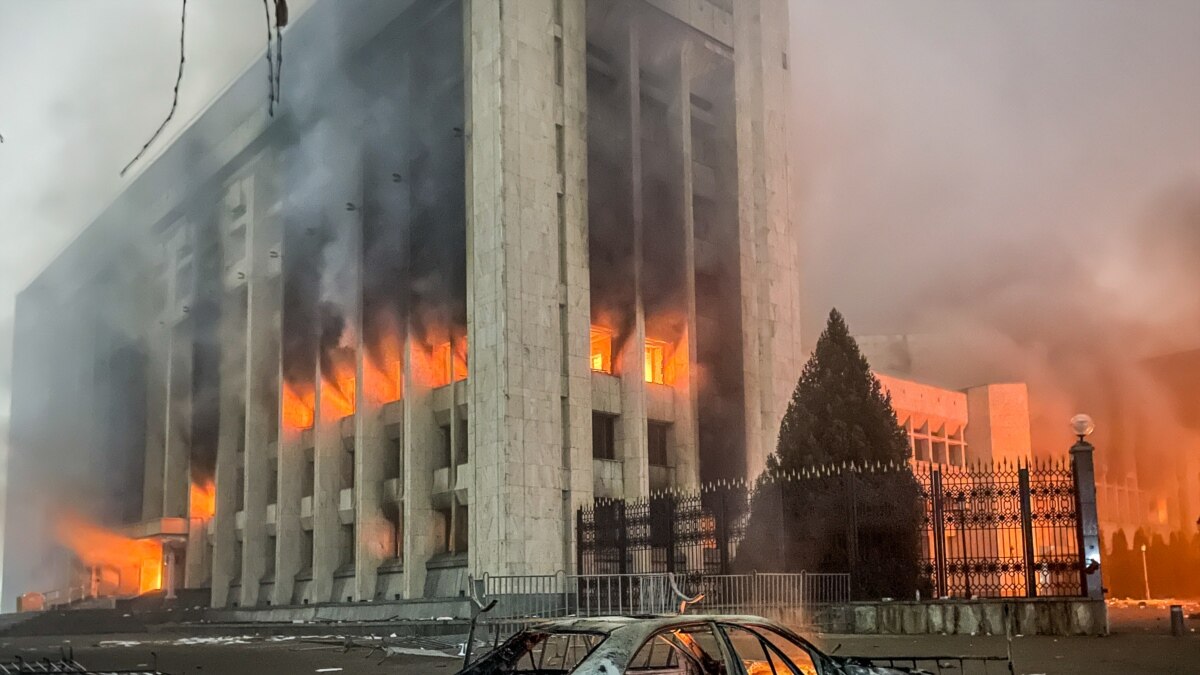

694,572,850,627
476,571,851,630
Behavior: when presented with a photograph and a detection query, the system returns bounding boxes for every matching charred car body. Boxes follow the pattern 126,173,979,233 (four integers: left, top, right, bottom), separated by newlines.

455,615,1010,675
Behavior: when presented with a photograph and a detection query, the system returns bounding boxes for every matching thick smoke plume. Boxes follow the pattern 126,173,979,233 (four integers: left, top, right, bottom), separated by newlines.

790,0,1200,527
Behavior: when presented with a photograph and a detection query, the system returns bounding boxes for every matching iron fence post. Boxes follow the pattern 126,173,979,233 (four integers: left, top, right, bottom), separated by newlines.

931,469,947,597
576,508,585,576
846,469,859,585
715,488,726,574
1071,440,1104,600
665,496,677,575
1018,467,1037,597
617,501,628,575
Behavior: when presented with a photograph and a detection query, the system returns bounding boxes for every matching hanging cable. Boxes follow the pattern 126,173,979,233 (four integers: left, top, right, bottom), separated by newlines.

121,0,188,176
263,0,276,116
274,0,286,106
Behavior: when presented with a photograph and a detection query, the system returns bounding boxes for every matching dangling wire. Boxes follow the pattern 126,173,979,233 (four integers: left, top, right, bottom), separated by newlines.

274,0,288,106
263,0,276,116
121,0,188,176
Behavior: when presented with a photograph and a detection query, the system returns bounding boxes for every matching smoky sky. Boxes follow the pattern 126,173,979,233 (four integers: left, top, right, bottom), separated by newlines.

789,0,1200,474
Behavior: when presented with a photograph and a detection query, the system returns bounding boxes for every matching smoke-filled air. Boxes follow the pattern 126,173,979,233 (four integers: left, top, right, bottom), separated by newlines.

790,0,1200,527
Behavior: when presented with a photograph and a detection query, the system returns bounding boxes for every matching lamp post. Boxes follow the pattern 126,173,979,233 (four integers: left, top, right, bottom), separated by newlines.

1140,543,1151,600
955,492,972,598
1069,414,1105,600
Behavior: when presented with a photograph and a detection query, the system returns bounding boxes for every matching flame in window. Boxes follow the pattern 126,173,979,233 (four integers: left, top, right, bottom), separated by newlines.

591,327,614,373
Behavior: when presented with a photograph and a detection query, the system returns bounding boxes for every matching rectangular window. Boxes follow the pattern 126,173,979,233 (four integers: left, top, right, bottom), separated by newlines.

385,428,401,480
301,530,314,568
342,437,355,489
454,505,470,554
645,340,666,384
303,450,315,497
267,463,278,504
439,425,452,469
593,413,616,460
341,524,356,567
383,503,403,560
590,327,613,373
648,422,670,467
235,465,246,511
432,339,468,387
456,418,469,465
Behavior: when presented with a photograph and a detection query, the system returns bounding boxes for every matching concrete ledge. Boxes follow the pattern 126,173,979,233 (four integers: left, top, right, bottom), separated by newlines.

841,598,1107,637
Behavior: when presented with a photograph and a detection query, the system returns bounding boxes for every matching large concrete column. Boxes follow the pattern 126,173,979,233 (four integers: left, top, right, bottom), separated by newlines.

669,40,701,490
354,346,391,600
733,0,803,480
241,165,282,607
354,210,391,600
558,0,596,573
210,291,247,607
163,320,192,519
617,17,650,501
401,338,438,597
141,316,167,521
465,0,591,577
311,377,343,603
272,414,309,605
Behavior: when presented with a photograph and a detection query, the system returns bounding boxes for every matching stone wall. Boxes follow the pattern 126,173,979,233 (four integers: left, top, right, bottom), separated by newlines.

831,599,1107,637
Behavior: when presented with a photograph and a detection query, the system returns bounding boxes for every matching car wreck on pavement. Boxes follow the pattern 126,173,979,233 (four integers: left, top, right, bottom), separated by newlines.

454,615,1013,675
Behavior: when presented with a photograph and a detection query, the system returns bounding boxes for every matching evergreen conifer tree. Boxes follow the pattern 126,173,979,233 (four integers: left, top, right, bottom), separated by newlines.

770,308,911,471
735,309,925,600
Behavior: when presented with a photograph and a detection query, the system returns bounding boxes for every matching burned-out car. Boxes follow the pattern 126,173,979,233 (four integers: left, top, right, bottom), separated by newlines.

455,615,999,675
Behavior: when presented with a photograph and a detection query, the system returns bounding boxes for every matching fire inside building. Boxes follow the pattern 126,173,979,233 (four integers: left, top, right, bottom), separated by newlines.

3,0,802,609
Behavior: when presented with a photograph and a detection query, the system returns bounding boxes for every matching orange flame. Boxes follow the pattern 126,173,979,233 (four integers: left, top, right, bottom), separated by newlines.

365,331,403,404
591,326,614,374
54,514,162,595
282,382,315,430
411,328,468,389
322,356,357,419
190,480,215,520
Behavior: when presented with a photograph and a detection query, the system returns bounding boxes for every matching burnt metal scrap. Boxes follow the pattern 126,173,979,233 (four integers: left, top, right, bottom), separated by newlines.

0,645,168,675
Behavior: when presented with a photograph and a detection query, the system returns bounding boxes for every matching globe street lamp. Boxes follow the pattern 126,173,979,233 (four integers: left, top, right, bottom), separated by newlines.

1071,413,1095,441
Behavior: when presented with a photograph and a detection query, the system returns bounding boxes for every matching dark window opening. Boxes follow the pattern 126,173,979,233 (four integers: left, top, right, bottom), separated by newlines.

648,422,670,467
383,502,403,561
341,524,355,567
438,425,452,470
303,451,315,497
385,426,401,479
456,418,468,465
593,413,616,460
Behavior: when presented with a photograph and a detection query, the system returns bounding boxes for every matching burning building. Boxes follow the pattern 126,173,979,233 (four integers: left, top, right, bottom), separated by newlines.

3,0,800,609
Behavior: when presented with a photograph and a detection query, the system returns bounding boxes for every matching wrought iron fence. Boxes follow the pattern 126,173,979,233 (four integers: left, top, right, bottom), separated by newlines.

916,460,1083,598
577,458,1090,599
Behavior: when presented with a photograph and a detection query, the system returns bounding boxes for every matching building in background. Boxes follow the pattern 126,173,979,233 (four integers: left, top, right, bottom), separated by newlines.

876,373,1034,469
3,0,800,610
